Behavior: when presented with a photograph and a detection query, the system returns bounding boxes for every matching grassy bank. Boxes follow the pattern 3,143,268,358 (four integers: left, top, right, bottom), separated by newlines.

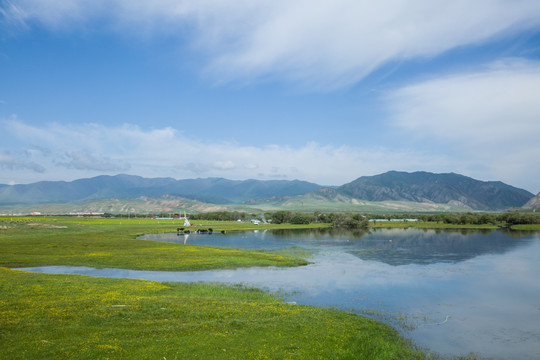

0,217,314,270
370,221,499,230
511,224,540,231
370,220,540,231
0,267,425,360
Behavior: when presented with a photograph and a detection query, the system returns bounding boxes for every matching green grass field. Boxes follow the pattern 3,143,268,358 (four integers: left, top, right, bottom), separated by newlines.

0,267,428,360
370,221,498,230
370,220,540,231
0,217,321,270
0,217,487,359
251,197,472,213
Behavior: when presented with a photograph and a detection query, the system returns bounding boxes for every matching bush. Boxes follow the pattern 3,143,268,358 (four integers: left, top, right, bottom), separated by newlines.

289,214,311,225
332,213,369,230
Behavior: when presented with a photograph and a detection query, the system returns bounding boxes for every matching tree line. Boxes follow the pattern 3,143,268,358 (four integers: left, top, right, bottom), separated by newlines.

104,210,540,228
191,210,540,227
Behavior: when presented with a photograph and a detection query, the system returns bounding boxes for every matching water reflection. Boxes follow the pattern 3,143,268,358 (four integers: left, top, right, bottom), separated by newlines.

141,228,527,265
348,228,525,265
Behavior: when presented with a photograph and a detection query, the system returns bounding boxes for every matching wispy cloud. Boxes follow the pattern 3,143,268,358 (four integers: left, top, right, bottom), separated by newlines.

4,0,540,89
57,151,130,172
387,58,540,191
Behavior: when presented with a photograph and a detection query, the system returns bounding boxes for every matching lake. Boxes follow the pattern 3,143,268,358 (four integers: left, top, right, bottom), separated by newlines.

21,228,540,359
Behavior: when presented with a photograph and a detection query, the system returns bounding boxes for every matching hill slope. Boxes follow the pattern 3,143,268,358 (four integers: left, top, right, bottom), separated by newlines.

523,193,540,211
337,171,533,210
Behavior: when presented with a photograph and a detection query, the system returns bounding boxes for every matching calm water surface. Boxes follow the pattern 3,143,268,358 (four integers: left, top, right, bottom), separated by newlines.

21,228,540,359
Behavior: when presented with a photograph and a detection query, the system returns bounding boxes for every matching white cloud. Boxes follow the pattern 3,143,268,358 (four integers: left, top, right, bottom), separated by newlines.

0,119,455,186
3,117,536,192
4,0,540,89
212,160,236,171
387,59,540,192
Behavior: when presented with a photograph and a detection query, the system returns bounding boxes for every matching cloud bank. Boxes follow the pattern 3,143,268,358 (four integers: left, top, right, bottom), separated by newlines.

0,118,453,186
4,0,540,89
388,59,540,192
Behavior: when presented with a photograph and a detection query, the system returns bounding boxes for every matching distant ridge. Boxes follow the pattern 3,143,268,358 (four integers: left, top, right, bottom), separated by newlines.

0,174,322,206
336,171,533,210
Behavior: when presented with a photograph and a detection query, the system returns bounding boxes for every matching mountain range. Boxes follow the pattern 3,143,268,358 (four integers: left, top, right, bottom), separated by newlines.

0,171,534,212
0,174,322,206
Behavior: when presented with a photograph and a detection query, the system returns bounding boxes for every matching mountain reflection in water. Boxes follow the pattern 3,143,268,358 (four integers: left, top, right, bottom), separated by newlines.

345,228,523,265
142,227,527,265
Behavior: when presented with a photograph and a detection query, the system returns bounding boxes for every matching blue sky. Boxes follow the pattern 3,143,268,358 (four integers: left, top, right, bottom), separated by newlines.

1,0,540,193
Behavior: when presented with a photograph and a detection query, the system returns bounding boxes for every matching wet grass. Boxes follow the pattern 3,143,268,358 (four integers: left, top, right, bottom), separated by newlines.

0,217,312,270
0,267,427,360
512,224,540,230
372,220,540,231
370,221,499,230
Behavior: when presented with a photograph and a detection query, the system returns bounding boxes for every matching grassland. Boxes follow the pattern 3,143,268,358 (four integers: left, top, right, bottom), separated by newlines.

370,220,540,231
0,267,429,360
370,221,499,230
511,224,540,230
245,196,473,213
0,217,325,270
0,216,487,359
0,194,476,215
0,197,245,217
